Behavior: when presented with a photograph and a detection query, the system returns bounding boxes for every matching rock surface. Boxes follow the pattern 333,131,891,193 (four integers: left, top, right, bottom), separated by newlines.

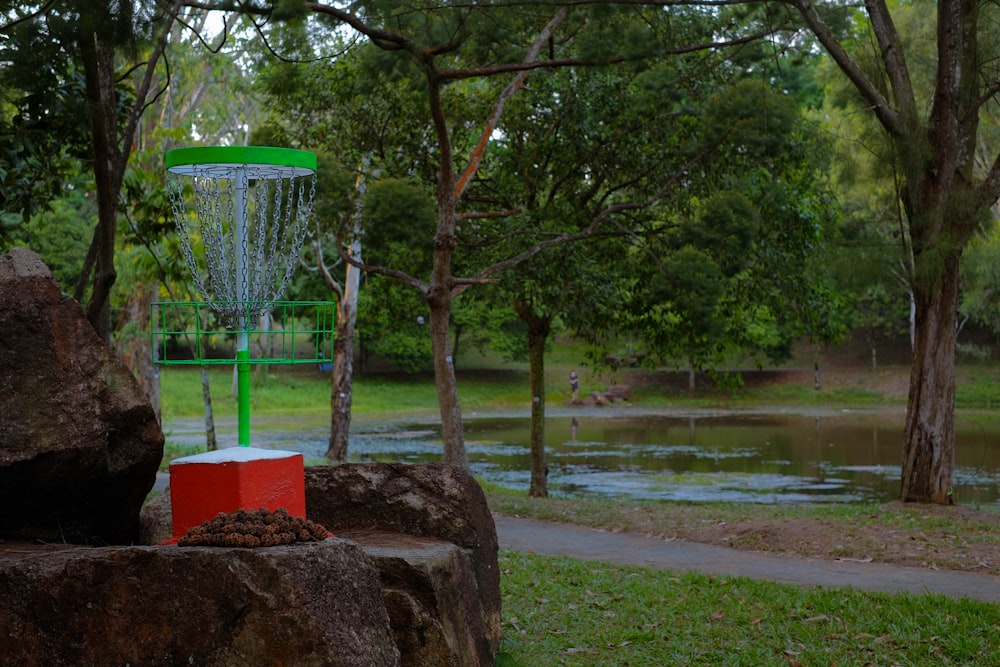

0,540,400,666
605,384,632,401
306,463,502,666
0,248,163,545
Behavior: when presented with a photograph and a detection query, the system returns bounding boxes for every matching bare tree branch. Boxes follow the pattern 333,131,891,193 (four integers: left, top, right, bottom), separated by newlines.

453,7,569,199
784,0,901,135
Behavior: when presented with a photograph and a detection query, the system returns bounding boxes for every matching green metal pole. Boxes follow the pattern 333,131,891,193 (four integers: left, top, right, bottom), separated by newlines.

235,165,251,447
237,347,251,446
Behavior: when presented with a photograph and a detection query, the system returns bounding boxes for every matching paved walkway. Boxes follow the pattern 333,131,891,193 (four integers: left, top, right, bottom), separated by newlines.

494,514,1000,603
154,473,999,602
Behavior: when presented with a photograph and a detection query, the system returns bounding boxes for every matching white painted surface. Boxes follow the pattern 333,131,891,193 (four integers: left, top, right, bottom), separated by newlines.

171,447,301,465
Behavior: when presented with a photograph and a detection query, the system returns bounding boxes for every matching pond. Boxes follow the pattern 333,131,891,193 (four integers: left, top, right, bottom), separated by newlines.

165,407,1000,508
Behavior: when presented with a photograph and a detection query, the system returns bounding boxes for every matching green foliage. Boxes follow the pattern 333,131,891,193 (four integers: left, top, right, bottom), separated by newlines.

652,246,725,346
452,295,531,364
361,177,436,269
604,76,848,372
0,18,90,238
676,191,759,278
700,79,801,160
356,275,433,372
960,221,1000,340
11,172,96,293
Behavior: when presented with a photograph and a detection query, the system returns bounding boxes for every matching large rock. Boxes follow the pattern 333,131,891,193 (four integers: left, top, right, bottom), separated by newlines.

305,463,501,666
605,384,632,402
0,540,400,666
140,463,502,665
344,532,494,667
0,248,163,545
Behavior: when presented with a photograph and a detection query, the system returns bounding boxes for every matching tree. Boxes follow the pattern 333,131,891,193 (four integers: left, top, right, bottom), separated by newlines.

599,77,847,387
120,7,264,439
253,27,435,460
787,0,1000,503
201,1,828,470
284,1,784,468
460,49,741,495
2,1,181,344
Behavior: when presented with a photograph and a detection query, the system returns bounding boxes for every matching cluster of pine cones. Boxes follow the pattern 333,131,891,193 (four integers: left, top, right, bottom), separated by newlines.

178,508,330,547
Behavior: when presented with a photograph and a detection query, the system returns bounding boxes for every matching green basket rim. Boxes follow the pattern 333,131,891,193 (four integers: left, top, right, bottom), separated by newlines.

165,146,316,177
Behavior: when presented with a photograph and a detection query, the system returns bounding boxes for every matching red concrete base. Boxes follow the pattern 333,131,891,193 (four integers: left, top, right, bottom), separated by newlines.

168,447,306,540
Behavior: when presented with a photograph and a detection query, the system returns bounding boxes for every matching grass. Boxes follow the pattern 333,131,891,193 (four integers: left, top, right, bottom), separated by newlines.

159,354,1000,421
482,482,969,531
159,366,532,422
496,550,1000,667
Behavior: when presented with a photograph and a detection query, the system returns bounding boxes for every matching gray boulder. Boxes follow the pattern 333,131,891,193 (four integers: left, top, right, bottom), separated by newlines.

0,248,163,545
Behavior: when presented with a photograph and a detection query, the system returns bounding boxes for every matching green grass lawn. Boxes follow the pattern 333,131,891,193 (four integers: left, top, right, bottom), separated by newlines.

159,349,1000,421
496,550,1000,666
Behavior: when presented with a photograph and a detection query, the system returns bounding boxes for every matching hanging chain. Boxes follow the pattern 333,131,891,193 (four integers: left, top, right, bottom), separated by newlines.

168,172,212,304
168,163,317,327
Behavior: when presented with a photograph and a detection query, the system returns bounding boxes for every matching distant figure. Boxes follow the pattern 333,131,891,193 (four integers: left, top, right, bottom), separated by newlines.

569,370,580,401
571,417,579,440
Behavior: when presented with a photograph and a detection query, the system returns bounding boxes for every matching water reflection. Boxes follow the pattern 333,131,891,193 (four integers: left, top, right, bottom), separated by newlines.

349,411,1000,507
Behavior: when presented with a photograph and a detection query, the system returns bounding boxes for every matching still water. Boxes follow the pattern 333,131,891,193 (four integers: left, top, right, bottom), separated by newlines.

169,408,1000,507
351,410,1000,507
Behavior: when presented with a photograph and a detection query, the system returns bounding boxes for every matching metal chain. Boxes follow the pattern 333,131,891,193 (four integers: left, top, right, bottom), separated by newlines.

168,172,212,304
167,163,317,327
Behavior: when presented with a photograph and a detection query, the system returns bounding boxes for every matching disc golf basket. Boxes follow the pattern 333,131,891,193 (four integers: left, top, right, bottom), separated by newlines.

152,146,334,447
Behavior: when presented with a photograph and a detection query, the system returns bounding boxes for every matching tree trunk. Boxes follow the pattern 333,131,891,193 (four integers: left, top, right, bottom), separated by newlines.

900,255,959,503
79,33,120,345
114,280,160,420
426,68,468,467
515,298,551,498
327,267,360,462
326,160,366,462
428,286,467,466
201,366,218,451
